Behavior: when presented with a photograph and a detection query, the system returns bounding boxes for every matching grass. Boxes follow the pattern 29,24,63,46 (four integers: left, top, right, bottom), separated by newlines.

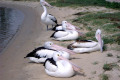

100,73,109,80
46,0,120,10
73,12,120,45
107,53,113,57
103,63,113,71
103,63,119,71
92,61,99,65
13,0,39,1
117,55,120,58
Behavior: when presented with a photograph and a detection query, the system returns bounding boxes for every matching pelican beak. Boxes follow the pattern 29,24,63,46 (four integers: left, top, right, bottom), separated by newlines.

51,44,76,55
66,22,84,36
97,33,103,53
44,1,53,7
58,56,82,72
67,22,80,30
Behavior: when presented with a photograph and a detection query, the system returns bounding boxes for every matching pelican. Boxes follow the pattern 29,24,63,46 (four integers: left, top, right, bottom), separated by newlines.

52,21,81,31
24,41,75,63
50,21,80,41
67,29,103,53
52,24,62,31
44,51,82,77
40,0,58,30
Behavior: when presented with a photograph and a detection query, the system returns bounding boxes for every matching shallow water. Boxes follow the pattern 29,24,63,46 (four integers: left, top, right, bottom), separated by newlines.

0,7,24,53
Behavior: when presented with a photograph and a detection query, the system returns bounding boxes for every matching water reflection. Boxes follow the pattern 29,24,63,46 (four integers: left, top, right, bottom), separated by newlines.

0,7,24,53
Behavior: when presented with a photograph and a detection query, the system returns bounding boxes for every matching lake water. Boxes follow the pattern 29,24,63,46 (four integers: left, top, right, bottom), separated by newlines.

0,7,24,53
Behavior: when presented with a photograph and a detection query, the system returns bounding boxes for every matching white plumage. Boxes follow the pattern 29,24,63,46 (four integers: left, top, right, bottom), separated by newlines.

50,21,79,41
40,0,57,30
44,51,77,77
24,41,76,63
68,29,103,53
52,21,81,31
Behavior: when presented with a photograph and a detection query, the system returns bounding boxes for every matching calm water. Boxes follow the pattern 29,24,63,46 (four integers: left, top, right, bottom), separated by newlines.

0,7,24,53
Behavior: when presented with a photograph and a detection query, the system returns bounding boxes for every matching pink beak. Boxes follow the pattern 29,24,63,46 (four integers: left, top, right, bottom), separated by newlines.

43,1,53,7
66,22,84,36
97,33,103,53
58,56,82,72
51,44,76,55
67,22,80,30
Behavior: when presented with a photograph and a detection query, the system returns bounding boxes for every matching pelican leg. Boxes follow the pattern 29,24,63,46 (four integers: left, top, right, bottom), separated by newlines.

52,25,54,28
47,25,48,31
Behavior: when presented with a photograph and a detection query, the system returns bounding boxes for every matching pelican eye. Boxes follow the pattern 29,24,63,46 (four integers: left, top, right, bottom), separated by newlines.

50,43,52,45
57,54,60,56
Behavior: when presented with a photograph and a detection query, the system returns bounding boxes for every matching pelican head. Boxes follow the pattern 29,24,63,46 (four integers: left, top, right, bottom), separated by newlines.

40,0,52,7
62,21,68,30
44,41,53,49
53,51,63,61
53,51,81,72
95,29,103,53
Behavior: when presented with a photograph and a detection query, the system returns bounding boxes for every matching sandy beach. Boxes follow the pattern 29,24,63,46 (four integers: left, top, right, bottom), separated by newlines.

0,1,120,80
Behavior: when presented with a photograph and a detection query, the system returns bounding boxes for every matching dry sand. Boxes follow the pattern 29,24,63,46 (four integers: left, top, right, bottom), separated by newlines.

0,1,120,80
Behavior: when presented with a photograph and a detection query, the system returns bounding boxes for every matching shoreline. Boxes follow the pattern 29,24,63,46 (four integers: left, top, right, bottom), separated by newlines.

0,1,44,80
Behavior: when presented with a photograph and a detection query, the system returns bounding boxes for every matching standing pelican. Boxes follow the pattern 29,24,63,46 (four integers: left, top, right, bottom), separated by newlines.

40,0,58,30
44,51,82,77
67,29,103,53
50,21,79,41
24,41,75,63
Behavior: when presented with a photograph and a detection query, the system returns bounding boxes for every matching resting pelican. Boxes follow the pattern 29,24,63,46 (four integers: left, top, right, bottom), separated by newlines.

24,41,75,63
50,21,79,41
40,0,58,30
52,24,62,31
44,51,82,77
52,21,81,31
67,29,103,53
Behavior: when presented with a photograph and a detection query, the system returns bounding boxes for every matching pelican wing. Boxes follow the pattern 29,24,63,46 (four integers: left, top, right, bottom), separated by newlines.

52,24,62,31
72,44,100,53
48,14,57,24
52,31,69,38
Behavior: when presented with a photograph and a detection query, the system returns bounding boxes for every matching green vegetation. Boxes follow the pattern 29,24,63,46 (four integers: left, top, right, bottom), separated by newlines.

103,63,119,71
103,63,113,71
117,55,120,58
73,12,120,45
47,0,120,10
13,0,39,1
107,53,113,57
100,74,109,80
92,61,99,65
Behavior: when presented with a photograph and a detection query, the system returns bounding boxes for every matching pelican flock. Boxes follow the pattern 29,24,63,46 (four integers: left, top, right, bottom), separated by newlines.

24,0,104,78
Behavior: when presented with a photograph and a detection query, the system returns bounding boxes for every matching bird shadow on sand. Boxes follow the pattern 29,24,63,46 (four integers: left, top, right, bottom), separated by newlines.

70,57,81,60
76,71,86,77
28,61,44,64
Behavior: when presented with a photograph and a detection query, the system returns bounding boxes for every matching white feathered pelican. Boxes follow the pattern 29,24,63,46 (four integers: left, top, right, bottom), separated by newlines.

44,51,83,77
67,29,103,53
50,21,82,41
40,0,58,30
24,41,75,63
52,21,82,31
